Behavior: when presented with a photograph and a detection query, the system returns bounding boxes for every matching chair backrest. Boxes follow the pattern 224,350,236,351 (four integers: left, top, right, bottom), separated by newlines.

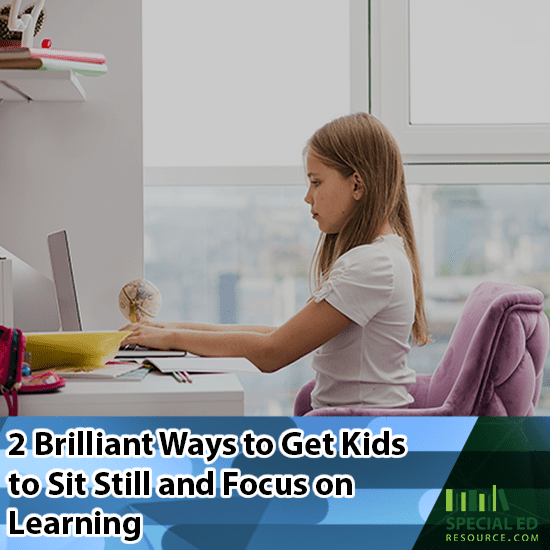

424,282,549,416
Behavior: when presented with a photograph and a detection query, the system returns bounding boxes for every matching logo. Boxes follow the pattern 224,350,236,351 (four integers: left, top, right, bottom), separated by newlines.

445,485,509,513
444,485,539,544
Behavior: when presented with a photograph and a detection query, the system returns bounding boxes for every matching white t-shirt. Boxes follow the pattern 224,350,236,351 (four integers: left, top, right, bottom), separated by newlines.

310,234,416,409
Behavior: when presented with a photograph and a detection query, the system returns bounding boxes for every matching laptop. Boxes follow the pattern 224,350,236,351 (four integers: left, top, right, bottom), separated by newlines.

47,230,187,358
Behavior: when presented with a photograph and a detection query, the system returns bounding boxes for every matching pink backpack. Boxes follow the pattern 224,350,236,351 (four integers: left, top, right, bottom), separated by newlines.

0,326,26,416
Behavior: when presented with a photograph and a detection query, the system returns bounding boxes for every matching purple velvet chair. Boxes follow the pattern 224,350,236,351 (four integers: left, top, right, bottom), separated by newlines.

294,282,549,417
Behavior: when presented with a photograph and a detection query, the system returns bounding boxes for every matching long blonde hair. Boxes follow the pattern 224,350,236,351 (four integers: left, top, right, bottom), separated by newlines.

305,113,430,346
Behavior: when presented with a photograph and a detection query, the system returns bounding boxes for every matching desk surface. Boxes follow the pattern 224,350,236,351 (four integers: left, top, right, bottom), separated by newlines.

12,371,244,416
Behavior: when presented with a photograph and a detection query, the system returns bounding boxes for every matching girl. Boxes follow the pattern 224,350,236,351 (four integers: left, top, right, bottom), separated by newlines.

121,113,430,409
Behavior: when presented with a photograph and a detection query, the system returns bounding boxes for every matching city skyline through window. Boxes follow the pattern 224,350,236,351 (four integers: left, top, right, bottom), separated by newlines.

145,184,550,415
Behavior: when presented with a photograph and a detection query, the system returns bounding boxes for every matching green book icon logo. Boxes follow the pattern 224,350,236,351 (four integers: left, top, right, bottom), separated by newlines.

445,485,509,513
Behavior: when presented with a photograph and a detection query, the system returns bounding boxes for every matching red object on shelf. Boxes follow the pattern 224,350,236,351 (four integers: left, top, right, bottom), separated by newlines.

41,39,52,49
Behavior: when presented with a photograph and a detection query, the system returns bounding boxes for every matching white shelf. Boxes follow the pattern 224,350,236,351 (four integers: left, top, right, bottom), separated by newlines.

0,69,85,101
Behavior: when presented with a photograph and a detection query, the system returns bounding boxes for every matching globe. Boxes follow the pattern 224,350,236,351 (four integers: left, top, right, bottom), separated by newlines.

118,279,162,322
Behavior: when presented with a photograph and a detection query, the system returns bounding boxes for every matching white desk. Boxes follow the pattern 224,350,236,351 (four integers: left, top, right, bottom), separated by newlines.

11,371,244,416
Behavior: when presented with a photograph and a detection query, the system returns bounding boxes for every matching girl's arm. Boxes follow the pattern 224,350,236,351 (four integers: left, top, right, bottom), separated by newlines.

122,319,275,334
120,299,351,373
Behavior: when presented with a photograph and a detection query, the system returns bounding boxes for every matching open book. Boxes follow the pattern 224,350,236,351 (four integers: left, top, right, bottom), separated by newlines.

144,355,262,375
47,356,261,381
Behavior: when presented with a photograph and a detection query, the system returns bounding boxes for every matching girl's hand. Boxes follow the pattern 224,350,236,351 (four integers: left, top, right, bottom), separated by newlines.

123,316,164,328
120,318,164,333
119,323,175,350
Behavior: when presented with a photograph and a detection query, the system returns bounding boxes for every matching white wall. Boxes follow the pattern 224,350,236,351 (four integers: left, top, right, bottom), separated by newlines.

0,0,143,330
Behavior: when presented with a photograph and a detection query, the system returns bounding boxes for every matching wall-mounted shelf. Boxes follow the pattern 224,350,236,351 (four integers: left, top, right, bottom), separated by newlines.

0,70,85,101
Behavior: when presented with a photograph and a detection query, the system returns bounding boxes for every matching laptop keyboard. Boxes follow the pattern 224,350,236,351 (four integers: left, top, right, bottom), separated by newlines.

120,344,153,351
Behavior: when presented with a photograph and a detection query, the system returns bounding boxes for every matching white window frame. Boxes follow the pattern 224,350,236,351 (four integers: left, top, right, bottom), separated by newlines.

144,0,550,187
369,0,550,185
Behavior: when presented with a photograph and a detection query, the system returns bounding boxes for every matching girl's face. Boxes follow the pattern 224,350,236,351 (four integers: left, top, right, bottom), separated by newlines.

304,154,360,234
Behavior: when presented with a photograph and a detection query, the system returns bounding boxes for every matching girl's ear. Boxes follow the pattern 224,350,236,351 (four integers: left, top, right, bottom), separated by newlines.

352,172,364,200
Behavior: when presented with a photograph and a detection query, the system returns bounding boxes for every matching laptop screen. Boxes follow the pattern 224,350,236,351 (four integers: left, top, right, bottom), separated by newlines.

47,230,83,332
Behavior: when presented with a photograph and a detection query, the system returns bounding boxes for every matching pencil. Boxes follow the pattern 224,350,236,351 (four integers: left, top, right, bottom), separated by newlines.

171,372,183,383
180,371,193,383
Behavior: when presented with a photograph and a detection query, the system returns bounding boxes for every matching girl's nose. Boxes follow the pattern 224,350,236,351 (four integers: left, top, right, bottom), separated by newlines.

304,186,313,204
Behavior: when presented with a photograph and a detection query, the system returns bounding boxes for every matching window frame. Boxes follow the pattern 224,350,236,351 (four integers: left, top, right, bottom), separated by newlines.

369,0,550,185
144,0,550,187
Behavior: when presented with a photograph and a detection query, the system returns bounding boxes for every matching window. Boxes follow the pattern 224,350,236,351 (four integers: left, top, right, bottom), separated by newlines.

145,186,319,415
143,0,351,170
407,182,550,413
144,184,550,414
409,0,550,126
142,0,355,414
371,0,550,169
143,1,550,415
